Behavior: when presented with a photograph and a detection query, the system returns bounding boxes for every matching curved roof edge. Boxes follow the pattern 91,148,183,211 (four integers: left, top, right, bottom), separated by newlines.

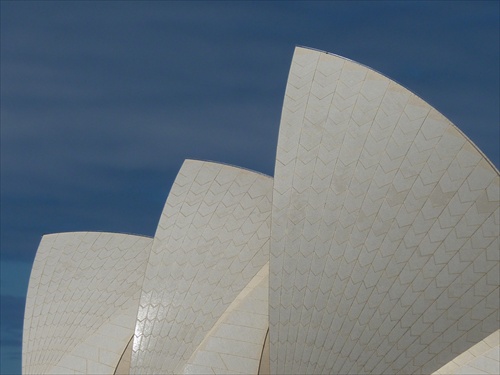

181,263,268,374
433,330,500,374
295,45,499,174
182,158,274,180
39,231,154,240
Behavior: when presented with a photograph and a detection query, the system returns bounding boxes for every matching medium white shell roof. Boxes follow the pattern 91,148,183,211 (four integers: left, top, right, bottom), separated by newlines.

131,160,273,374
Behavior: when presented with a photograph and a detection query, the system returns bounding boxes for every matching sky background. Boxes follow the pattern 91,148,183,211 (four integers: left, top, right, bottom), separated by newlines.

1,1,498,374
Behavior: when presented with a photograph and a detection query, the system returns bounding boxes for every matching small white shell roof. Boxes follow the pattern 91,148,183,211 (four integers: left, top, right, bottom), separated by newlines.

23,232,152,374
270,46,499,374
130,160,272,374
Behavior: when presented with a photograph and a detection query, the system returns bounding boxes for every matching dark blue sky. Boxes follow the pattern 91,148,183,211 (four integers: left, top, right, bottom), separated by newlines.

1,1,498,374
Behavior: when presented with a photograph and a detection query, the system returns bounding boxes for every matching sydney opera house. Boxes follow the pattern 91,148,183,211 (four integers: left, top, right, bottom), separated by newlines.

23,47,499,374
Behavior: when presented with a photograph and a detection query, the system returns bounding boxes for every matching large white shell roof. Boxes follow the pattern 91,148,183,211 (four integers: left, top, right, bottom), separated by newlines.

270,46,499,374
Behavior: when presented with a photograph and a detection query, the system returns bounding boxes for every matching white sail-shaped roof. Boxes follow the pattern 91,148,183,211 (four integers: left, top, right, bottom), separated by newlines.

22,232,152,374
270,46,499,375
130,160,272,374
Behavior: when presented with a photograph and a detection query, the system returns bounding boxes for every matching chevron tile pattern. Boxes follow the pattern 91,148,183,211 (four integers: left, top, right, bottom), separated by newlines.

130,160,272,374
22,232,152,374
270,47,500,374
